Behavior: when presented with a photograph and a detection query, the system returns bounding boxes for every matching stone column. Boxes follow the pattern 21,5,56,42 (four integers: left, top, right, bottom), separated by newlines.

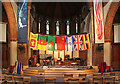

10,41,17,73
87,7,94,66
104,42,111,66
27,2,31,59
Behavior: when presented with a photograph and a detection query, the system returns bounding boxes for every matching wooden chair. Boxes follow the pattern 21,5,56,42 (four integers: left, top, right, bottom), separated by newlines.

1,74,6,83
79,73,87,83
36,75,45,82
23,76,31,84
64,73,73,78
115,72,120,81
44,77,56,84
4,75,14,83
118,78,120,82
103,73,110,77
93,73,102,76
103,76,115,84
14,76,24,84
110,72,116,76
92,76,103,84
38,70,45,76
64,78,80,84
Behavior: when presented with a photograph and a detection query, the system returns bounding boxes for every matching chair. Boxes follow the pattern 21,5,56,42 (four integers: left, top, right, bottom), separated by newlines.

115,72,120,81
92,76,103,84
110,72,116,76
93,73,102,76
64,74,73,78
38,70,45,76
4,75,14,83
103,73,110,77
1,74,6,83
36,75,45,82
14,76,24,84
23,76,31,84
44,77,56,84
103,76,115,84
64,78,80,84
79,73,87,83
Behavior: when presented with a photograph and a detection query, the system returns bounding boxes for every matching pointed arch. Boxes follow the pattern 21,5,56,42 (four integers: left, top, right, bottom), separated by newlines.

2,1,17,41
104,2,120,42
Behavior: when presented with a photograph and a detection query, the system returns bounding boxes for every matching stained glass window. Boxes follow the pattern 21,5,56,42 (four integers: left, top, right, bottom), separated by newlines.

75,18,78,33
46,20,49,34
66,20,70,35
56,21,59,35
38,18,41,33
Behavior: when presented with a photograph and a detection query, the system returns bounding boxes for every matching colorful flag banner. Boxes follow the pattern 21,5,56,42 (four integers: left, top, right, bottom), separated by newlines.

66,36,74,51
73,35,83,51
85,34,91,49
29,32,91,51
30,32,38,49
38,34,47,51
17,0,28,43
47,36,56,51
94,0,104,43
56,36,65,50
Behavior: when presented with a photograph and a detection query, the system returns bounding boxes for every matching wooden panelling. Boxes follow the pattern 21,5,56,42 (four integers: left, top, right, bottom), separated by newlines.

111,43,120,70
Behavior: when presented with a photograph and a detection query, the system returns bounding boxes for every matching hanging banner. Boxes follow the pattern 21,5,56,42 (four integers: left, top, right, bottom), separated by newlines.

29,32,91,51
30,32,38,49
38,34,47,51
47,36,56,51
73,35,83,51
66,36,74,51
56,36,65,50
94,0,104,43
17,0,28,43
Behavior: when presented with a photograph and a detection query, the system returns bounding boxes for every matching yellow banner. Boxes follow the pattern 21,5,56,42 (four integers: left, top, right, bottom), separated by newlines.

29,32,38,50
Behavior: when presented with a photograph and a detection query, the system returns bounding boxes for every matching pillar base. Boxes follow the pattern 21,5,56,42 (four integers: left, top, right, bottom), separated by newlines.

10,65,15,73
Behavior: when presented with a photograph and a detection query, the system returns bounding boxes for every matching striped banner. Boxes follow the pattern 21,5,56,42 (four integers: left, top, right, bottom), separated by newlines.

82,35,87,50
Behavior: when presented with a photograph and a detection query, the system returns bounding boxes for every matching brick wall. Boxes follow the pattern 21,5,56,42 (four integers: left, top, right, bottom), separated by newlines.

17,43,28,66
92,44,104,66
79,50,87,65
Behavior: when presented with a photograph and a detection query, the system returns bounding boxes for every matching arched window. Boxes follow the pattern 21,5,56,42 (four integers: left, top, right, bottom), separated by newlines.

46,20,49,34
56,21,59,35
75,18,78,34
66,20,70,35
38,18,41,33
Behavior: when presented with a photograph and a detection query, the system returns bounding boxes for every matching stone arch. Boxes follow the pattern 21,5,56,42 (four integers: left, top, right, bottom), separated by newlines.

2,1,17,41
104,2,120,67
104,2,120,42
2,1,17,73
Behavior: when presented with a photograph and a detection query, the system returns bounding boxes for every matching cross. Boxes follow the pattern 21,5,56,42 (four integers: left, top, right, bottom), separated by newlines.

74,36,82,50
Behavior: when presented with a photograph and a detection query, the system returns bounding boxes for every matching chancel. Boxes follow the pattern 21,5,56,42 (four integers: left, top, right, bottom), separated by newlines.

1,0,120,83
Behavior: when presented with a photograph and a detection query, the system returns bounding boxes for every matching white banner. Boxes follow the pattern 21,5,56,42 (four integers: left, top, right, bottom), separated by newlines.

94,0,104,43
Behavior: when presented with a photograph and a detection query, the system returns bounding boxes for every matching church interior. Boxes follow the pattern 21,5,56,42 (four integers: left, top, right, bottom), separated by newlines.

1,0,120,83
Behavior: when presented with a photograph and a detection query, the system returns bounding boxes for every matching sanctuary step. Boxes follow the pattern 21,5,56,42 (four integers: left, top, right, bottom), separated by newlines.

23,66,97,77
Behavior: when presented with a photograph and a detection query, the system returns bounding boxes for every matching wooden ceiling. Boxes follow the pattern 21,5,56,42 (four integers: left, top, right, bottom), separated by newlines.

32,2,89,19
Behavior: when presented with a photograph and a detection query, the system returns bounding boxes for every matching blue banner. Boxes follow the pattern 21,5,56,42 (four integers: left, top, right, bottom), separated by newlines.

17,0,27,43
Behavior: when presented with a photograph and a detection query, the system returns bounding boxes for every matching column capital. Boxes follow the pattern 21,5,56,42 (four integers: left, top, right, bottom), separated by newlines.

27,2,31,10
89,2,93,8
